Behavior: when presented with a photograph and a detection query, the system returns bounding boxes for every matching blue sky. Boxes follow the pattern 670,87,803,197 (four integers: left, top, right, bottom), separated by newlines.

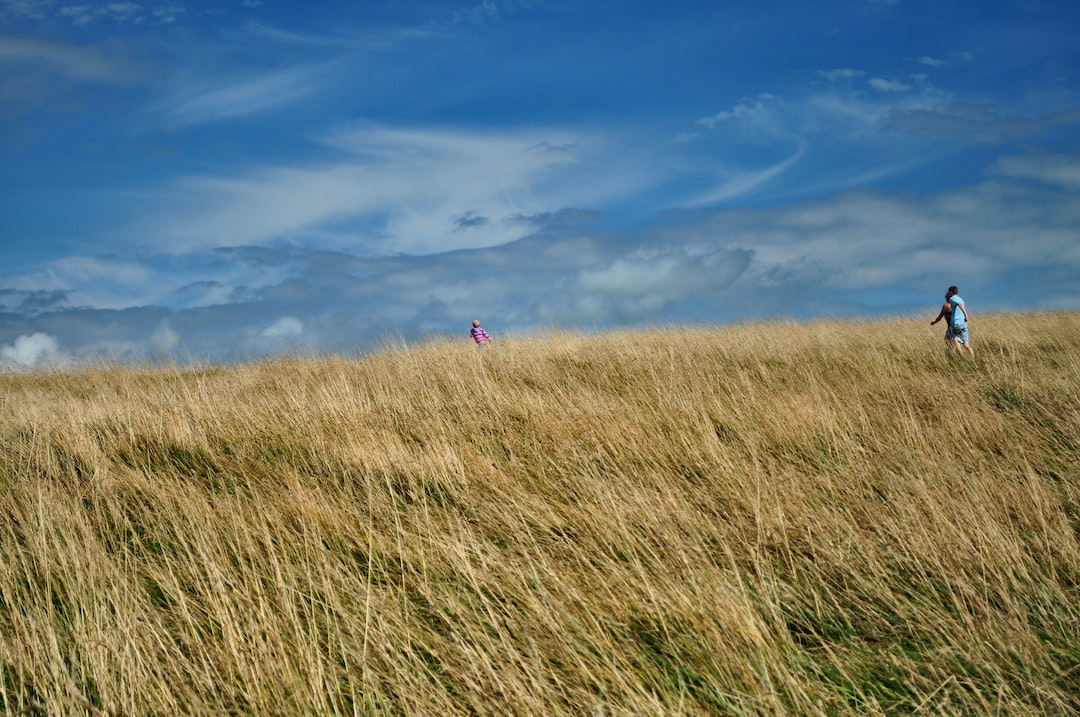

2,0,1078,367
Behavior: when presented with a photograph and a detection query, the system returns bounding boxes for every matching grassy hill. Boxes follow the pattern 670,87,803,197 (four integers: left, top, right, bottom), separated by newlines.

1,312,1078,715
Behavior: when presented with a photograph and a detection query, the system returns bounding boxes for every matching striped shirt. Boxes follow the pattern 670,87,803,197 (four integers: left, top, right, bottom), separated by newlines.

470,326,491,344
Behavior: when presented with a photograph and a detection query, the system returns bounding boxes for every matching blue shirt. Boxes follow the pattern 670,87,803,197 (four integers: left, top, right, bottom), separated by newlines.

949,296,967,327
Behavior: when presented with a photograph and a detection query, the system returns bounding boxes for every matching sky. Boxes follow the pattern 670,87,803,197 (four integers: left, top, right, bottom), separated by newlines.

1,0,1078,367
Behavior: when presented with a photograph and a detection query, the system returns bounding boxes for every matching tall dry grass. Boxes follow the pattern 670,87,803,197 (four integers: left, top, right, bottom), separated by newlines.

0,312,1078,715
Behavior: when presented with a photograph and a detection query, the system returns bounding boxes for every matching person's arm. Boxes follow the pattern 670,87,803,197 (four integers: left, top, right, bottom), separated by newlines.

931,303,948,325
957,303,969,322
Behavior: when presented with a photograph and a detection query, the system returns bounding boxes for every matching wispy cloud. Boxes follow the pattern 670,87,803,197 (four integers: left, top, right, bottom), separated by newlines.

0,35,142,83
2,1,189,25
452,1,499,23
242,19,429,50
2,250,300,314
0,0,55,22
23,255,161,309
819,68,865,82
869,77,912,92
885,105,1080,145
244,21,350,46
689,146,806,205
687,76,958,200
697,94,782,129
449,0,537,24
994,153,1080,188
698,72,953,145
126,124,653,256
157,63,332,126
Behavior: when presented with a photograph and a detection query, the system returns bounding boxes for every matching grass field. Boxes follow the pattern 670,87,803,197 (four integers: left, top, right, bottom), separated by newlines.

1,312,1078,715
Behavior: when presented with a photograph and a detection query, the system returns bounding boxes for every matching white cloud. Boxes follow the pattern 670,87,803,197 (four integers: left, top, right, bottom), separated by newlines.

30,256,159,309
150,321,180,352
260,317,303,339
0,35,140,83
0,333,64,368
801,79,953,141
150,6,187,24
705,178,1080,297
158,64,330,126
697,75,953,158
452,1,499,23
245,21,350,47
917,56,947,67
868,77,912,92
1,1,56,22
697,94,781,129
820,68,865,82
131,124,652,257
994,154,1080,189
4,254,284,313
7,1,187,25
448,0,536,24
574,246,749,319
690,146,805,205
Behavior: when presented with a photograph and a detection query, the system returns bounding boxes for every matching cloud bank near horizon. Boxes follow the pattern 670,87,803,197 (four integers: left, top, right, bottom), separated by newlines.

3,155,1076,367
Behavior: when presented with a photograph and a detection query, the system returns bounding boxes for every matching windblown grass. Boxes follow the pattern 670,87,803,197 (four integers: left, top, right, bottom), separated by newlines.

1,312,1078,715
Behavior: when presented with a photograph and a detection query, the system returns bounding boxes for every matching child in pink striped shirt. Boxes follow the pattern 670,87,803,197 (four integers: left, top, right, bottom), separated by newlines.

470,320,492,349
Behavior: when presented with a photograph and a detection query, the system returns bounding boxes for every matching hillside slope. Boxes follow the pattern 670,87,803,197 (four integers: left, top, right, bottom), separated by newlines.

1,312,1078,715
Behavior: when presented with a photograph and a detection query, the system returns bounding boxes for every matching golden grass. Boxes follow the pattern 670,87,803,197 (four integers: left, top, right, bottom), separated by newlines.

1,311,1078,715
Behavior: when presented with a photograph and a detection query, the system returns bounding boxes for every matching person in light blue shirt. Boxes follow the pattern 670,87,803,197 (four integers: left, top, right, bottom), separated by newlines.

946,285,973,357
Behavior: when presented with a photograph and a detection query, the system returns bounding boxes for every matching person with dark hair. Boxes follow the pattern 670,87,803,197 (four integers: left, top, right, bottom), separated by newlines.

930,289,955,347
931,285,973,357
